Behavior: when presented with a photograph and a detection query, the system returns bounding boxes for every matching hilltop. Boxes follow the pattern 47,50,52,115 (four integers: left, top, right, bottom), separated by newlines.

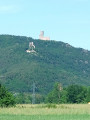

0,35,90,94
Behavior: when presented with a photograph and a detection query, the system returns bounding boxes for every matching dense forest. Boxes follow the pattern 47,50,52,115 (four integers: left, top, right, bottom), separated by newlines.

0,35,90,95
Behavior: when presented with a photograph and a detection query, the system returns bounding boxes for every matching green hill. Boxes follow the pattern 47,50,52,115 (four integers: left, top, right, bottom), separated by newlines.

0,35,90,94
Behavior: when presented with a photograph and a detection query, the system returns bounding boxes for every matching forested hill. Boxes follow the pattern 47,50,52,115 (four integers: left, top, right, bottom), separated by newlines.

0,35,90,94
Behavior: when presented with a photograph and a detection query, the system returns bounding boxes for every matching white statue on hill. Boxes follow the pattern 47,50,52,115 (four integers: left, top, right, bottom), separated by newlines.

26,42,35,53
29,42,35,50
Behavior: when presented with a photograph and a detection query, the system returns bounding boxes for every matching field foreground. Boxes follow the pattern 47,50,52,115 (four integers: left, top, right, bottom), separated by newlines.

0,104,90,120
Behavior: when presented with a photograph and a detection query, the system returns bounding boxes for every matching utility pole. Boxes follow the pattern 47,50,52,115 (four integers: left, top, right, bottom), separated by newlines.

32,82,35,104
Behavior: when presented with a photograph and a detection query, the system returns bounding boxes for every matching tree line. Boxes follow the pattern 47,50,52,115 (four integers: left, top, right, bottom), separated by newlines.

15,83,90,104
46,83,90,104
0,83,90,107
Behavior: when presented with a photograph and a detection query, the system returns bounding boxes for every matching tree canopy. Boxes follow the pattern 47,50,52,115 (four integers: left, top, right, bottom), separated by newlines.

46,83,89,104
0,84,16,107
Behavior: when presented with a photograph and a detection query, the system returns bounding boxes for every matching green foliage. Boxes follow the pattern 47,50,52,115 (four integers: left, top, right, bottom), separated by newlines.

15,93,32,104
35,94,45,104
0,84,16,107
67,85,87,103
15,93,45,104
46,83,89,104
86,87,90,102
46,83,67,103
59,89,67,103
0,35,90,95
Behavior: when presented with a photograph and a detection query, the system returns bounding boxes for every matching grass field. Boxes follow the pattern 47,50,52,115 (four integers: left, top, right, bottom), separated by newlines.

0,104,90,120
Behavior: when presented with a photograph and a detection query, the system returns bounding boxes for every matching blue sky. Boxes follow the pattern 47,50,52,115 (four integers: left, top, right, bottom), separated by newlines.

0,0,90,50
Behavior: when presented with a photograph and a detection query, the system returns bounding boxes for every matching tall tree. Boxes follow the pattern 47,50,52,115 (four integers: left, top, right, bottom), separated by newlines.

0,84,16,107
67,85,87,103
46,82,66,103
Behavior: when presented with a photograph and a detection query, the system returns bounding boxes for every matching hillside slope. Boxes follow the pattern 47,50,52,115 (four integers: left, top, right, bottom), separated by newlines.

0,35,90,94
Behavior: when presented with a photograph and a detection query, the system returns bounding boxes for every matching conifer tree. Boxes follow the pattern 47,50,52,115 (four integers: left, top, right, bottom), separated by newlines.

0,84,16,107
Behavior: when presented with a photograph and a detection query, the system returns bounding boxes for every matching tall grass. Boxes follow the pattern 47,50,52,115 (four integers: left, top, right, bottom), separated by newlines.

0,104,90,120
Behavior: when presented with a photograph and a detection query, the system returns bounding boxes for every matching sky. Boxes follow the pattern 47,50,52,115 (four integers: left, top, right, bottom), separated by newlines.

0,0,90,50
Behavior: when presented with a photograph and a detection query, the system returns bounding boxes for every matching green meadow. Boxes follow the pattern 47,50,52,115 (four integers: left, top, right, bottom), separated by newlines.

0,104,90,120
